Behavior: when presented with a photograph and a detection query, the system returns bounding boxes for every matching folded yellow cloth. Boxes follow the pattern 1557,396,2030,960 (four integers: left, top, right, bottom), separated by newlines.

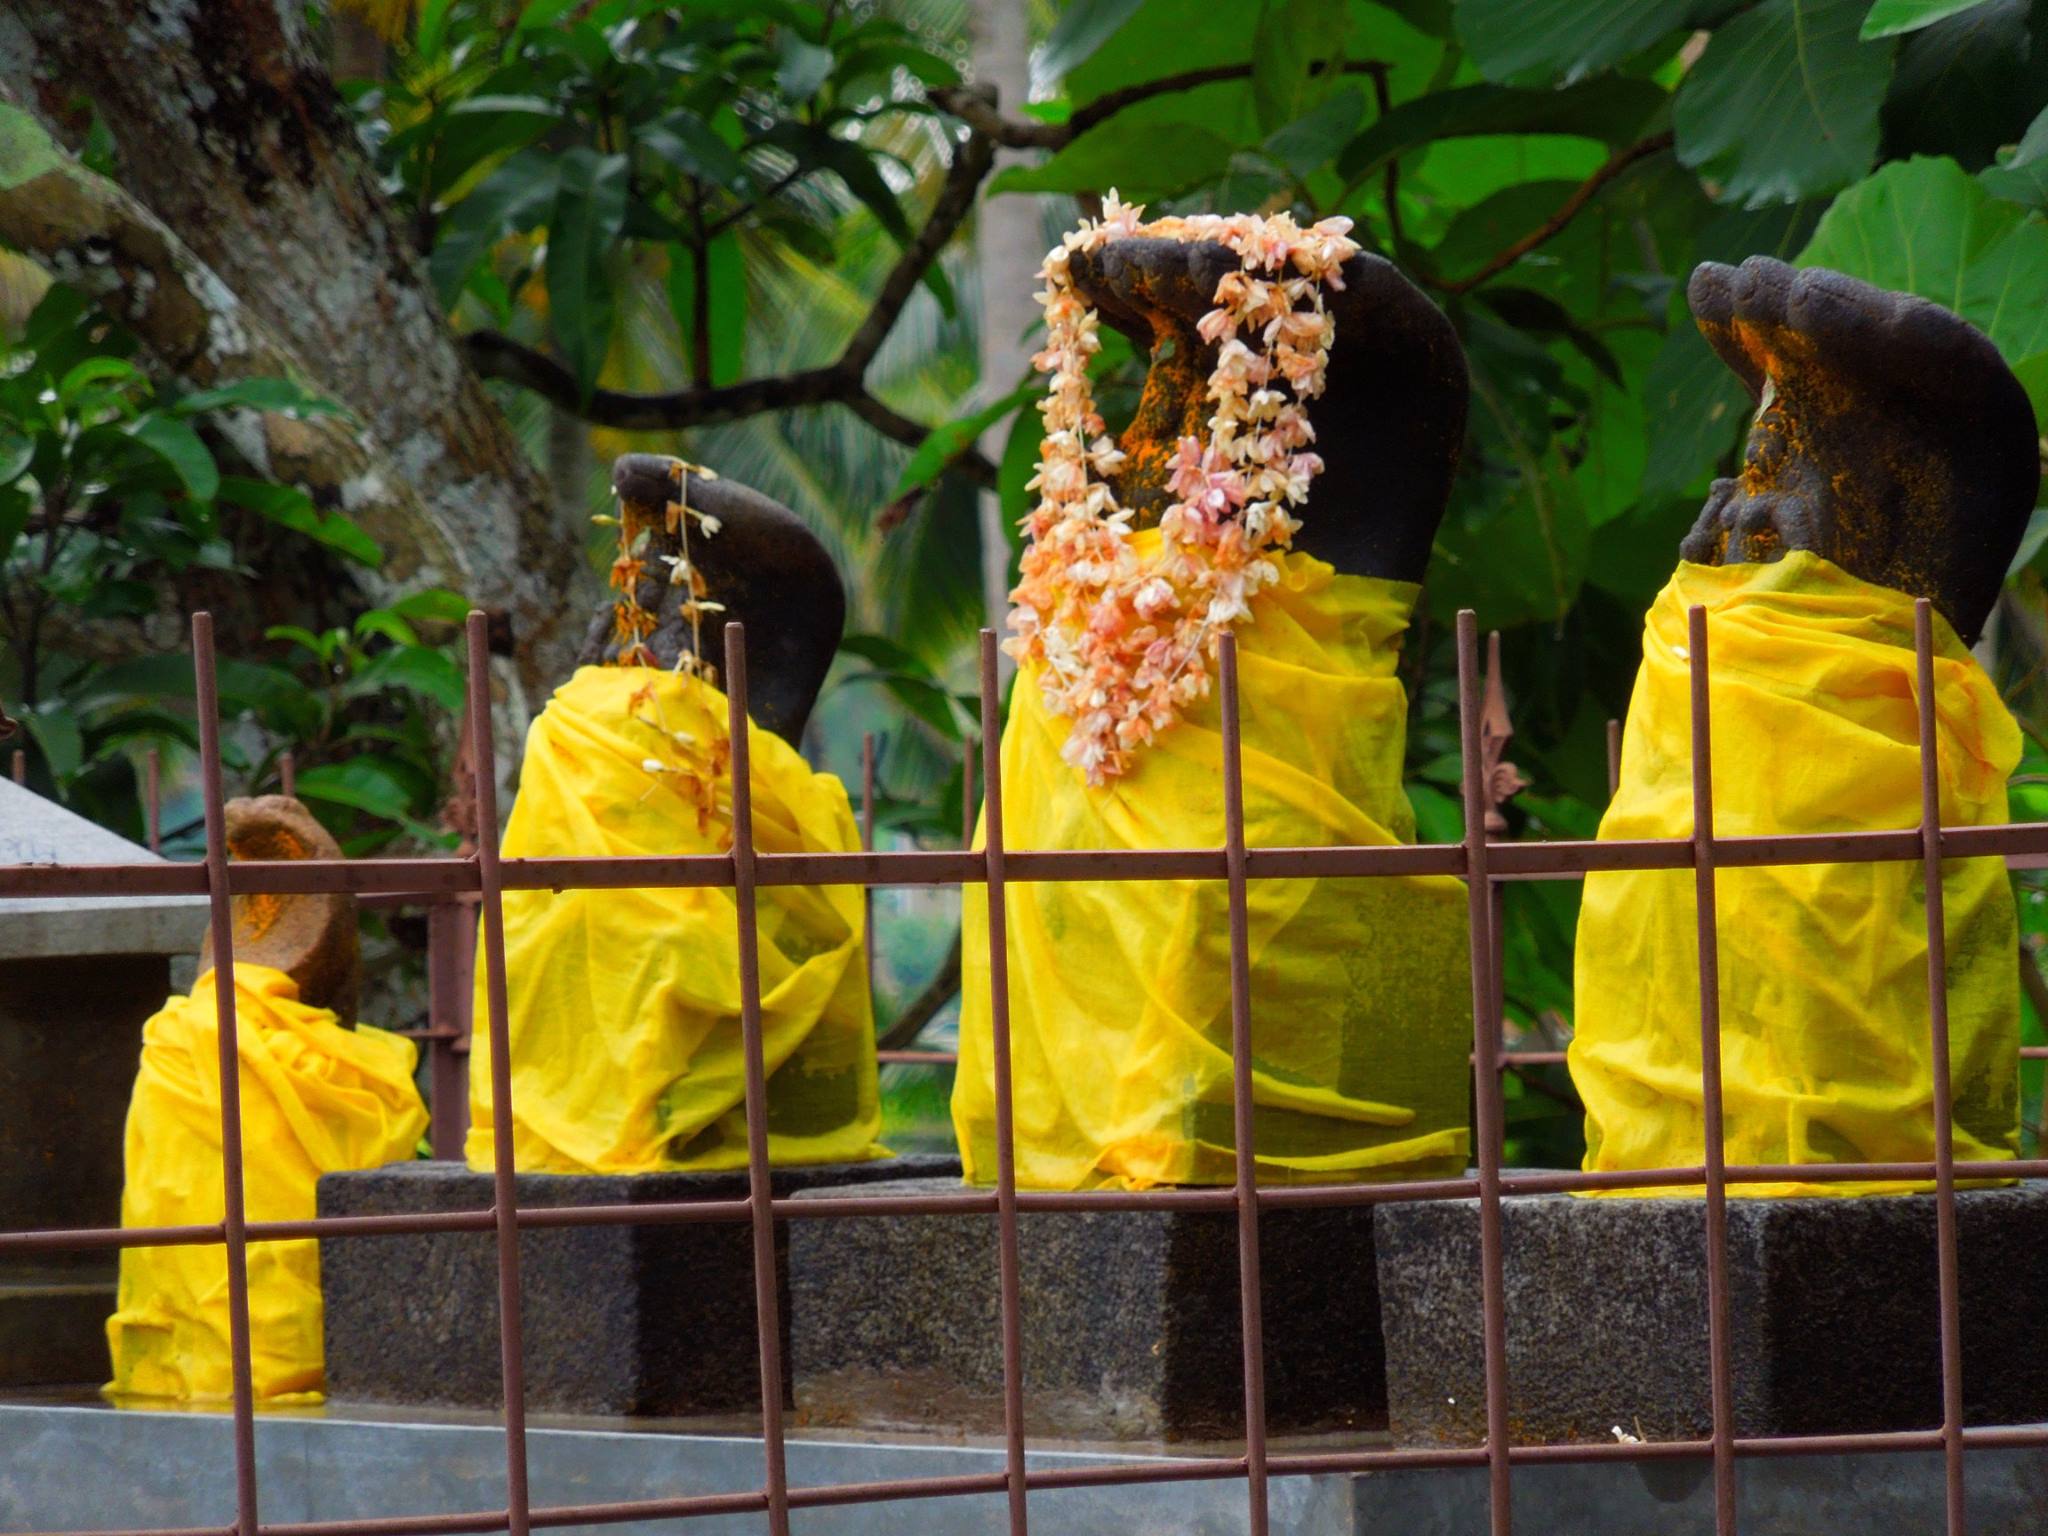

954,530,1471,1189
1570,554,2022,1196
106,964,426,1401
468,665,883,1173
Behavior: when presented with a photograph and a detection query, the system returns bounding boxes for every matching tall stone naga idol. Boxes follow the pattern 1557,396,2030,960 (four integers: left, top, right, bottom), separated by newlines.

1570,256,2043,1195
953,203,1475,1190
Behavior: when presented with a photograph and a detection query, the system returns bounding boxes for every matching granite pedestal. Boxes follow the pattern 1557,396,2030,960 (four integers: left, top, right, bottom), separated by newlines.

787,1176,1384,1441
318,1155,957,1417
0,777,205,1387
1375,1181,2048,1446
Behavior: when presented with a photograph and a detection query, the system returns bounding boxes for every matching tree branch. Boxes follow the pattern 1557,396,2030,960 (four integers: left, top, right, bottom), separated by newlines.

1427,131,1676,297
931,60,1392,150
464,129,999,489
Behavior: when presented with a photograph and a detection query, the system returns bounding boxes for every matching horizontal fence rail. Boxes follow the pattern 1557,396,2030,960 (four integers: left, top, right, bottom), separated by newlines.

3,597,2041,1536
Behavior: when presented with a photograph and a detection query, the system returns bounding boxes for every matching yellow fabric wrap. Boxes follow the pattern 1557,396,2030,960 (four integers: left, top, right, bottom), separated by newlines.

106,964,426,1401
954,532,1472,1190
1570,554,2022,1197
467,665,882,1174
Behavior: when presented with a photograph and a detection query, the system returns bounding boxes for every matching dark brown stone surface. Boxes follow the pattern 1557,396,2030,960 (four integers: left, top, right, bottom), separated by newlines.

577,456,846,742
788,1176,1385,1442
317,1155,958,1417
1064,239,1469,584
0,951,170,1386
197,794,358,1023
1376,1184,2048,1446
1682,255,2041,643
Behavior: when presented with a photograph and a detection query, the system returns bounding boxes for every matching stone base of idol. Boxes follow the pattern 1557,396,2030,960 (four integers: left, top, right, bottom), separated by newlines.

316,1154,959,1417
786,1176,1384,1442
1373,1180,2048,1447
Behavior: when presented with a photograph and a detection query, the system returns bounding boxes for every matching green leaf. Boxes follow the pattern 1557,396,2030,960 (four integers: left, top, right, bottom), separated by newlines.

1981,105,2048,208
1038,0,1149,83
0,429,34,485
1878,0,2046,171
345,647,468,713
1454,0,1702,85
1797,155,2048,364
990,120,1237,198
173,377,341,418
388,588,474,624
0,103,64,190
1674,0,1895,208
1337,79,1668,183
776,32,835,99
641,109,747,187
1263,87,1368,178
807,133,914,246
20,705,83,786
218,476,384,566
128,416,219,501
354,608,421,647
57,357,145,403
836,634,969,742
546,147,630,399
1860,0,2001,39
892,381,1038,498
431,149,559,308
431,95,562,189
1252,0,1349,134
293,758,419,820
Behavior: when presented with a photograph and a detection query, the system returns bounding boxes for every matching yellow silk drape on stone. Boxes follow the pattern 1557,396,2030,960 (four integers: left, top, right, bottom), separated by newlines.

953,531,1471,1190
106,964,426,1401
1570,554,2021,1196
467,666,882,1174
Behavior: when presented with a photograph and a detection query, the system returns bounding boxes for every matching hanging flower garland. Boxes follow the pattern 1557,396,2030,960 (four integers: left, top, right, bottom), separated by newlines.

1005,194,1358,785
595,459,732,833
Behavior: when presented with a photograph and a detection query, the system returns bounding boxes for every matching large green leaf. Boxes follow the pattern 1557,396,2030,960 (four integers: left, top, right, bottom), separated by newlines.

1337,79,1668,182
1878,0,2048,171
127,416,219,502
546,147,629,398
293,758,420,820
892,381,1039,499
1039,0,1150,83
1252,0,1350,133
1454,0,1701,85
1981,105,2048,208
430,148,559,307
668,233,746,388
218,476,383,567
1674,0,1895,207
989,119,1238,198
1860,0,2003,38
1797,155,2048,364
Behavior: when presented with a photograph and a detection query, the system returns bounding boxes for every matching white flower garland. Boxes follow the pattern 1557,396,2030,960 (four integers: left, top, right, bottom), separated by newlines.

1005,194,1358,784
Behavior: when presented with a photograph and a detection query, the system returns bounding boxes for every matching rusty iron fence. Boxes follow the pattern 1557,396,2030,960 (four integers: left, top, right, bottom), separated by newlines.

5,601,2048,1536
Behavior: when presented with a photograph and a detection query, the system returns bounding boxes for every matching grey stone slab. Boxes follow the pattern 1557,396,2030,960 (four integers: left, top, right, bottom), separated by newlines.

317,1155,959,1418
0,1403,1356,1536
0,778,206,959
787,1176,1384,1442
1375,1182,2048,1446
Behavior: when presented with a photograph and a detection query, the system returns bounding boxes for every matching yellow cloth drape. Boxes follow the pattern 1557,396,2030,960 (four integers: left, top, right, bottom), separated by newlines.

1570,554,2022,1196
105,965,426,1401
467,665,882,1173
953,532,1472,1190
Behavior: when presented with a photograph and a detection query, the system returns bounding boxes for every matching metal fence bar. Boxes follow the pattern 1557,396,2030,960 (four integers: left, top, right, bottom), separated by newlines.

977,629,1031,1535
1455,611,1513,1535
425,896,471,1160
1913,599,1969,1536
861,731,876,996
463,614,532,1536
192,613,262,1536
1685,603,1737,1536
1216,633,1270,1535
722,622,792,1536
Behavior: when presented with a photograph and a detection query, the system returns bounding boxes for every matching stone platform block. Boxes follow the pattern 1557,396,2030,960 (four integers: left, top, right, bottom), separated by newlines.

317,1155,957,1417
788,1176,1383,1442
1375,1182,2048,1446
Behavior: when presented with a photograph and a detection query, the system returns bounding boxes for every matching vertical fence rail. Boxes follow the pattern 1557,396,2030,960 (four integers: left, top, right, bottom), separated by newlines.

146,745,162,853
1913,599,1970,1536
1217,634,1271,1536
977,630,1031,1536
1685,604,1738,1536
464,614,531,1536
191,613,262,1536
1455,611,1513,1535
723,623,793,1536
861,731,876,994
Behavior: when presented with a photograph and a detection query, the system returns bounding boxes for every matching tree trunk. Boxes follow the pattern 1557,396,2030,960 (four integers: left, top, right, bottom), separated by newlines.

0,0,575,699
